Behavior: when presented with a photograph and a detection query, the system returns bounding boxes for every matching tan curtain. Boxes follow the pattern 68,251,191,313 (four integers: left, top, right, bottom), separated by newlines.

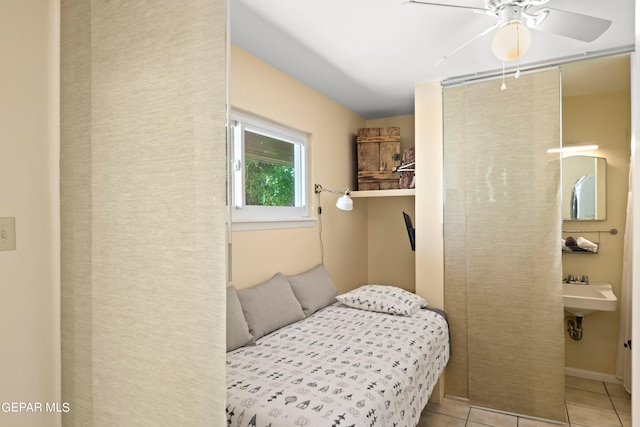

60,1,227,425
443,69,566,422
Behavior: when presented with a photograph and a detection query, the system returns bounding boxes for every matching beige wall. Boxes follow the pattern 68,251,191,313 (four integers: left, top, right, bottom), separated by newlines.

414,82,445,309
413,81,445,401
364,115,416,291
230,49,424,294
362,196,415,291
0,2,61,426
366,114,416,154
562,89,631,375
230,46,369,292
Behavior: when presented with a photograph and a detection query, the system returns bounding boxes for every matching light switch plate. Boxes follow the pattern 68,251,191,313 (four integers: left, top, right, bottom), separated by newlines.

0,217,16,251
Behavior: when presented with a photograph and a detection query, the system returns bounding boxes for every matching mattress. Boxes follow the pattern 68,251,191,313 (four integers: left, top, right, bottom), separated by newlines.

226,303,450,427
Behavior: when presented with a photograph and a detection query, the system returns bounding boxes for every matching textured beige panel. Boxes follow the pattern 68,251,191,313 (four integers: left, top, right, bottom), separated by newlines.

60,0,94,425
443,85,469,398
444,70,566,422
61,1,227,426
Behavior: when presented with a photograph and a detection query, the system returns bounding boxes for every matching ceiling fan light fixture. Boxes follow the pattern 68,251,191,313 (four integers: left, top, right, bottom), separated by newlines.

491,21,532,61
525,9,550,28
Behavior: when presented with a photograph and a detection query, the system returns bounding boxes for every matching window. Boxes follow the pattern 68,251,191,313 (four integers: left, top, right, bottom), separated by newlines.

231,112,310,228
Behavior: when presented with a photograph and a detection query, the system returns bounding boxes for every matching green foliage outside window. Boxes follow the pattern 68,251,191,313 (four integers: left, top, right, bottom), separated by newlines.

245,159,295,206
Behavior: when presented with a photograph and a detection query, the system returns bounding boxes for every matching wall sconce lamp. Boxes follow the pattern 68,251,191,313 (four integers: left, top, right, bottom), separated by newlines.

314,184,353,211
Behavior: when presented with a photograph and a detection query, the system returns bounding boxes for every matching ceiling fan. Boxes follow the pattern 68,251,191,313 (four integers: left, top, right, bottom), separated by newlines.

410,0,612,65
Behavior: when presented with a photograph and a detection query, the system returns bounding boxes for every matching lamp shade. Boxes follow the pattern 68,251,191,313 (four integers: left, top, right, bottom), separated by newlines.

492,22,531,61
335,194,353,211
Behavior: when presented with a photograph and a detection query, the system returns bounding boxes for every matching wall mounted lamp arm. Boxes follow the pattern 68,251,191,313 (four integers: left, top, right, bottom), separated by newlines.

314,184,353,211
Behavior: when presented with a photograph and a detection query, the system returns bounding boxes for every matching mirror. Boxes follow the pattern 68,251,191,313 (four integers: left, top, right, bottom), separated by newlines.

562,156,606,220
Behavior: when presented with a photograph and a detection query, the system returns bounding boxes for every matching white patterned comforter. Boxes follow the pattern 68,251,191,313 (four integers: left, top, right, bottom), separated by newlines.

226,303,450,427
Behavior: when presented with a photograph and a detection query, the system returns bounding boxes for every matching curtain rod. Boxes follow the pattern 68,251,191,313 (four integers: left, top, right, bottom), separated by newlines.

441,45,635,88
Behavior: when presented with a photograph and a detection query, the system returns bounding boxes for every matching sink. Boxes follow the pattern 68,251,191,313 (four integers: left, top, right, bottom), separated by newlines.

563,283,617,316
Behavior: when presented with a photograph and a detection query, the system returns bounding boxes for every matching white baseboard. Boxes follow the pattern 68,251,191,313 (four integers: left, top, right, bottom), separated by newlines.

564,367,621,384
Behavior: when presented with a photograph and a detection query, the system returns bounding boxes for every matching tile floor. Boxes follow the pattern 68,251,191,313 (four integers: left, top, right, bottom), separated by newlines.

419,375,632,426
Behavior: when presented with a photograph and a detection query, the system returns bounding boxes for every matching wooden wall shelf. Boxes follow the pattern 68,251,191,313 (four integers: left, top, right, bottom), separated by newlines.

350,189,415,198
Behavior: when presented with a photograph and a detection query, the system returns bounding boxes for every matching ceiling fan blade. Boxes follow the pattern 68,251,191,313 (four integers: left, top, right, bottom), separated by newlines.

408,1,490,13
531,8,612,42
434,21,500,65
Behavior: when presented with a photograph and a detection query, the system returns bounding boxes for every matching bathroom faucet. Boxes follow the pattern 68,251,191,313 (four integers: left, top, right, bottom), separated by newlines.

565,275,589,285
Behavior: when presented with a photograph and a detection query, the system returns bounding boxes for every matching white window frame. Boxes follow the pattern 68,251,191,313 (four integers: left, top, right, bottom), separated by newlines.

230,111,313,230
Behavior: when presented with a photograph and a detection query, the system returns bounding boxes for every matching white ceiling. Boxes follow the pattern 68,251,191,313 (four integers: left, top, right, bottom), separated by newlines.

231,0,635,119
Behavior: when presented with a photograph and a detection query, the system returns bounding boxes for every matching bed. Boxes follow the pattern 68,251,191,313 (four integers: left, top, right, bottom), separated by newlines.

226,265,450,427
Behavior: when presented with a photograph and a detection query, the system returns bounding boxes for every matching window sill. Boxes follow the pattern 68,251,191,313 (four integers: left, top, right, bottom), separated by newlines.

231,216,317,232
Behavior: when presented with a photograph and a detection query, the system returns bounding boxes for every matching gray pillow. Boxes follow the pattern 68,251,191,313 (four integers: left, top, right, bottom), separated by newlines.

287,264,338,316
237,273,305,340
226,286,254,352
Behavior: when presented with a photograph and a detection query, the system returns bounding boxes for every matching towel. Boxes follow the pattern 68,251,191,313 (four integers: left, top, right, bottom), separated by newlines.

577,236,598,252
